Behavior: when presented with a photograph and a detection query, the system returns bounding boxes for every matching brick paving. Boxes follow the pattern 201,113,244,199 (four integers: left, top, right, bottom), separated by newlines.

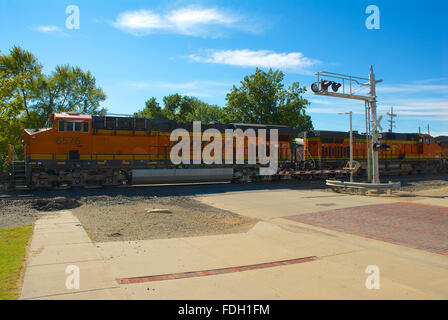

284,202,448,255
116,256,317,284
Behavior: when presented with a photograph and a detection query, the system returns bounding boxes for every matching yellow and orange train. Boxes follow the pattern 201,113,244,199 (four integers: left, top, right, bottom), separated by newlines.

11,112,295,188
7,112,448,189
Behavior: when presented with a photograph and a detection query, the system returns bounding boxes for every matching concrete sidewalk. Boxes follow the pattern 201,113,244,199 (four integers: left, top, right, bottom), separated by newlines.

20,210,127,300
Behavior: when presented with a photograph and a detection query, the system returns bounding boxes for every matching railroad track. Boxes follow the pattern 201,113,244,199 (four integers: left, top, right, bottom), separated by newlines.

1,173,447,200
0,194,41,201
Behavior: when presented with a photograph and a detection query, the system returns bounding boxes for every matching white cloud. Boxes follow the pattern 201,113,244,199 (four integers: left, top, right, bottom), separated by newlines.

113,6,241,37
189,49,321,72
33,25,61,33
167,7,237,34
114,10,168,34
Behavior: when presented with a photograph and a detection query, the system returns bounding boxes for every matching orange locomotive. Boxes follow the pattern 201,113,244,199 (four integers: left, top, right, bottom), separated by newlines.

296,130,446,175
16,112,296,188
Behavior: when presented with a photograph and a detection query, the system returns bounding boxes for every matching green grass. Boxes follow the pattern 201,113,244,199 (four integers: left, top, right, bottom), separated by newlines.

0,225,33,300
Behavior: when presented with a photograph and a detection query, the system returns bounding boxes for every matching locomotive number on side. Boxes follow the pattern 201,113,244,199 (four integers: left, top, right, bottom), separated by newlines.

56,137,81,145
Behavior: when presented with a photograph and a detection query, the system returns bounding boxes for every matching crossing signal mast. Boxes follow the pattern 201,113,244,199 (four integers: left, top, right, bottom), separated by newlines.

387,107,397,133
311,66,387,186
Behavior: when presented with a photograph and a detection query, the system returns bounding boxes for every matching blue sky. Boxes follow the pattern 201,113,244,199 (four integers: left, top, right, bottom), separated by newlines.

1,0,447,136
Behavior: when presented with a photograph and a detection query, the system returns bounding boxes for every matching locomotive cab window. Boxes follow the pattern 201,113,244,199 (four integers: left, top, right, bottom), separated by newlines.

65,122,74,131
58,120,90,132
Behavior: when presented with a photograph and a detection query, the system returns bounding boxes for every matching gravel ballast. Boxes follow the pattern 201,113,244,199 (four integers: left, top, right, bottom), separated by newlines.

72,195,257,242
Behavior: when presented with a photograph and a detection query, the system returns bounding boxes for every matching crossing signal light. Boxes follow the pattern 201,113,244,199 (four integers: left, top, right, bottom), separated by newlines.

311,82,319,93
331,82,341,92
321,80,332,91
311,81,342,93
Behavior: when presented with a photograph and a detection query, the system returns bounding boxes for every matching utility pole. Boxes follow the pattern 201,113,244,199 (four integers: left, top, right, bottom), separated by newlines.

369,66,381,184
387,106,397,133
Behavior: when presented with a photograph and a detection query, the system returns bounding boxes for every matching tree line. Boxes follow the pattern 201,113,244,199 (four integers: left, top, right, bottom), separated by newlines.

0,46,313,177
134,68,313,131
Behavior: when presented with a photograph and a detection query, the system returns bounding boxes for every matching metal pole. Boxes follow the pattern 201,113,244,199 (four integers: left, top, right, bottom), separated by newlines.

369,66,380,184
365,101,372,183
349,111,354,182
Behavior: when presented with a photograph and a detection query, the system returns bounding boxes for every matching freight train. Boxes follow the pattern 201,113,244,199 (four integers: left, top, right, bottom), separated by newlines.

7,112,448,189
294,130,446,176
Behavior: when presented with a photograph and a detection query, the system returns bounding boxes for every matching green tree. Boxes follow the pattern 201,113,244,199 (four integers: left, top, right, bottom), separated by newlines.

186,99,223,123
135,95,224,124
223,68,313,130
0,47,43,173
0,46,42,125
134,97,165,119
34,65,106,125
162,94,195,123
